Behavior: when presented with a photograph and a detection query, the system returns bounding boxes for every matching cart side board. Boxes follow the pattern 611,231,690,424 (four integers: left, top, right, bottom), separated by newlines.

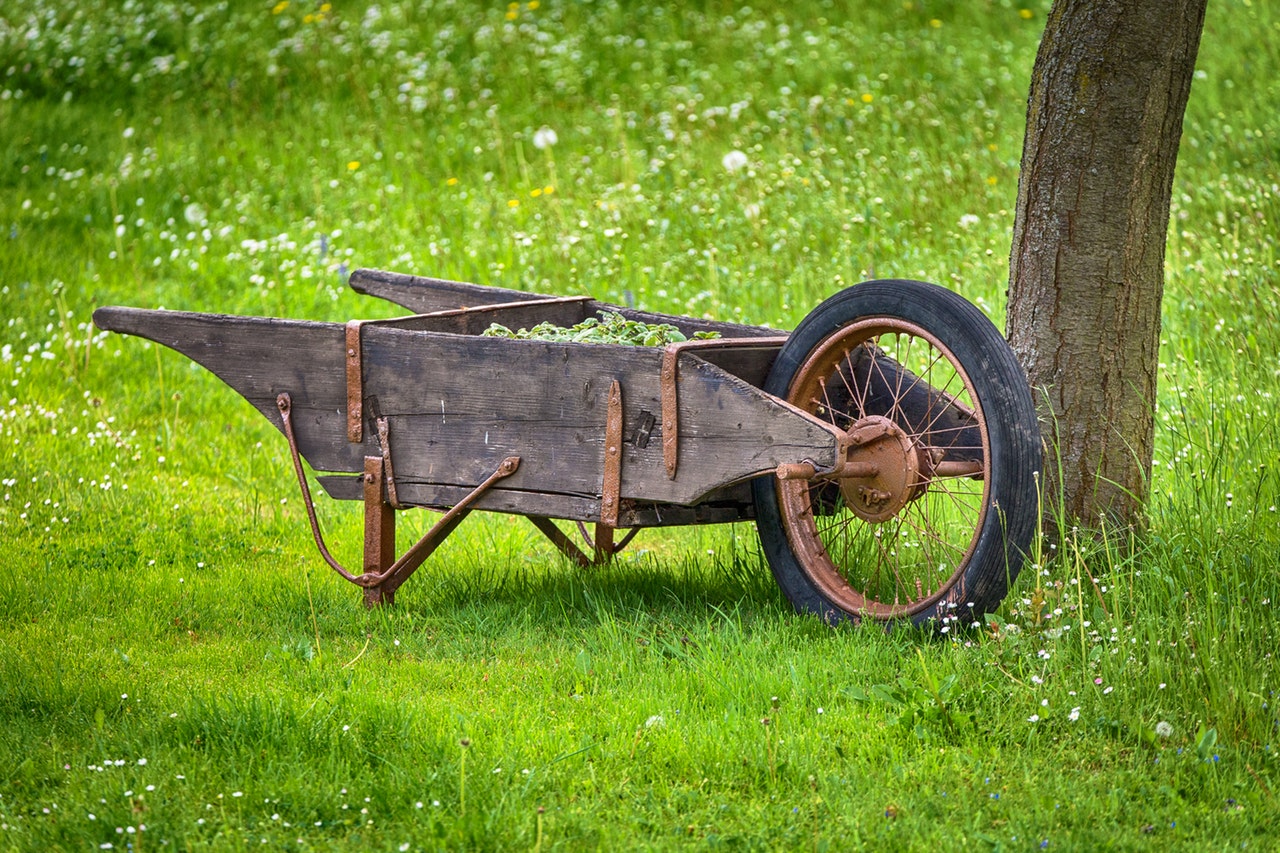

91,306,840,522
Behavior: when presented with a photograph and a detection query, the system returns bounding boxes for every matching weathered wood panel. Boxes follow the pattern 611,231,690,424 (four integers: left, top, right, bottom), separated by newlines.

92,307,839,509
358,326,840,506
380,303,783,387
317,476,756,526
377,297,597,337
92,307,376,473
349,267,783,340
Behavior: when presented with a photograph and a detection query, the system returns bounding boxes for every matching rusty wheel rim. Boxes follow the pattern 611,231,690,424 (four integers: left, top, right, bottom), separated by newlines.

776,318,991,619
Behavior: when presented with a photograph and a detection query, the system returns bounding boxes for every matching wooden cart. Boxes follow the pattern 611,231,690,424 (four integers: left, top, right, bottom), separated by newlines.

93,270,1041,628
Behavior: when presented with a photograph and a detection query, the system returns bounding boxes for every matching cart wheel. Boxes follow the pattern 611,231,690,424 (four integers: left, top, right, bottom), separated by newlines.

752,280,1041,629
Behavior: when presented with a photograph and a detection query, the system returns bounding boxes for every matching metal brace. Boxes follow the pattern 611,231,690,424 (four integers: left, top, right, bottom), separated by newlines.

345,320,364,443
660,347,679,479
600,379,623,527
375,416,402,509
277,391,520,605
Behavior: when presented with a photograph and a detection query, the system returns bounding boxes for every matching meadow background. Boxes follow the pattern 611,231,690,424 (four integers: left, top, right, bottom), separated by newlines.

1,0,1278,848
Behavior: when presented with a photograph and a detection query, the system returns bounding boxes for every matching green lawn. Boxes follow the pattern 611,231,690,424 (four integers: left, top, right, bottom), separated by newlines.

1,0,1277,849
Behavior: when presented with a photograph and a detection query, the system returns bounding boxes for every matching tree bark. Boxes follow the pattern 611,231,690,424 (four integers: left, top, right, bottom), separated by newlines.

1006,0,1206,528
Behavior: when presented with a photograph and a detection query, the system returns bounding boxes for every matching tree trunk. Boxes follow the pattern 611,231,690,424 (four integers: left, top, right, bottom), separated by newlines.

1006,0,1206,528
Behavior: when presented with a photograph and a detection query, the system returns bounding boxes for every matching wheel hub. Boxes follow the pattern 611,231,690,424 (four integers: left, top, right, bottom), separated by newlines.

840,416,921,523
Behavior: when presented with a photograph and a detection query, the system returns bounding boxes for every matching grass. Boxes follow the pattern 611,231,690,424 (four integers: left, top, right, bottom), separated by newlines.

1,0,1278,848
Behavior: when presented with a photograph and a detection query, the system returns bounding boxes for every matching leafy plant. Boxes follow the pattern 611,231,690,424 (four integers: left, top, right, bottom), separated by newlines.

846,650,976,740
482,312,719,346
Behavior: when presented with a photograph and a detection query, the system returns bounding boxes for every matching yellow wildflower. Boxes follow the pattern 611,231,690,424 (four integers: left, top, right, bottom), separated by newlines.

446,177,459,186
272,0,289,13
1019,9,1033,19
861,93,874,104
347,161,360,171
508,199,520,208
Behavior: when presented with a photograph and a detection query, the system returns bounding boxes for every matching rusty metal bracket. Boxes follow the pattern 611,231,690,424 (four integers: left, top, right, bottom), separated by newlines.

594,523,638,561
660,347,679,479
361,455,397,606
375,416,402,509
527,517,639,567
345,320,364,443
601,380,623,527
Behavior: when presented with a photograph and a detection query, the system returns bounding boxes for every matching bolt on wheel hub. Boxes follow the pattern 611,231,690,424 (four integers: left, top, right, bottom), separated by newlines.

840,415,921,523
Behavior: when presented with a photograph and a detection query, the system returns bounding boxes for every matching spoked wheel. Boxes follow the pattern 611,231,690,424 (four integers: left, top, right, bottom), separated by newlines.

753,280,1041,629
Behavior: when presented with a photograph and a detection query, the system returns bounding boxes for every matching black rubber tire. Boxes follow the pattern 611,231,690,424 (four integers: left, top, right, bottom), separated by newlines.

752,280,1041,629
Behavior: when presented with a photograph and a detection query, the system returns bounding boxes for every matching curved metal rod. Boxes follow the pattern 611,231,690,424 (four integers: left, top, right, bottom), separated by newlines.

276,393,363,584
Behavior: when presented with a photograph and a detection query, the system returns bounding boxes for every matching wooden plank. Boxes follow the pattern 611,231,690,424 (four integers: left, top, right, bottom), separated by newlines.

378,302,784,385
349,268,555,311
371,297,596,337
317,476,756,526
349,267,783,340
682,342,780,389
92,307,373,474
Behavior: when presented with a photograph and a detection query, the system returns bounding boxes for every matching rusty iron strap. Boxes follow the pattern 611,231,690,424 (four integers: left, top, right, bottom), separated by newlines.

375,416,403,509
277,392,364,584
660,347,679,479
600,380,623,527
345,320,364,443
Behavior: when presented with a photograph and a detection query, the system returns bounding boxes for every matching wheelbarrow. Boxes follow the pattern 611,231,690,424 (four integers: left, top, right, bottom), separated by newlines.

93,269,1041,628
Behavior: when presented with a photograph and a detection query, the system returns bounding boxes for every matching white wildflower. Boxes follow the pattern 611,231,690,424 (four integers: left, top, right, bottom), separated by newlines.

722,149,749,172
532,126,558,149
